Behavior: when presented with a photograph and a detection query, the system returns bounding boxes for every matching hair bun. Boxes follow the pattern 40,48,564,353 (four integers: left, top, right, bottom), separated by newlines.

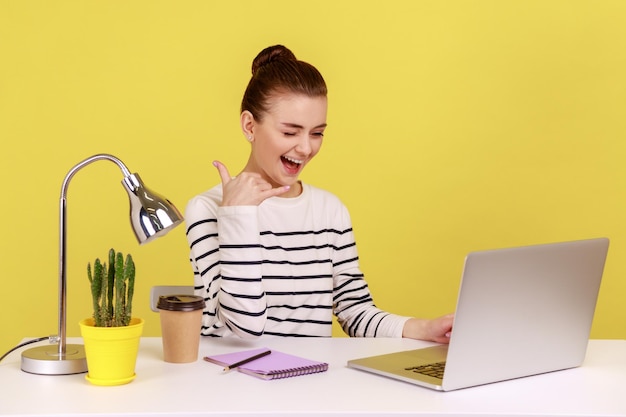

251,45,297,75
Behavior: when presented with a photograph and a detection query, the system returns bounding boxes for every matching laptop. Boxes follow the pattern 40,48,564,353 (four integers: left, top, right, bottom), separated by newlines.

347,237,609,391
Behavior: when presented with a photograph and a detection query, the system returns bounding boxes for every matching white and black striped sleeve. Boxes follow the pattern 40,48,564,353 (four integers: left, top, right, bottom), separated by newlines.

331,203,409,337
185,194,268,338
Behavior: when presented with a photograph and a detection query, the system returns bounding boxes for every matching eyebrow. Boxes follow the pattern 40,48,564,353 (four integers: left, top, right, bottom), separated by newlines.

280,122,327,130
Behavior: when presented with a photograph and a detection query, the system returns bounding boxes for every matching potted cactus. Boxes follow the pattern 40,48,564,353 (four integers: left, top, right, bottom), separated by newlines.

79,248,144,386
87,249,136,327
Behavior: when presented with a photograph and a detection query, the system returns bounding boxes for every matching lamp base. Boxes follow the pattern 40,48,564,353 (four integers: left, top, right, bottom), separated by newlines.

21,344,88,375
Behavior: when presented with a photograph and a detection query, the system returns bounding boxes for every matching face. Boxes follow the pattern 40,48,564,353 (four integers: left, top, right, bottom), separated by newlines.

242,93,327,196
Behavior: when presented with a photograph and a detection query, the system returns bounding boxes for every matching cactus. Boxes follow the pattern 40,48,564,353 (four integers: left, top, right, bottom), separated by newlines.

124,254,135,326
106,248,115,322
89,259,104,327
86,249,136,327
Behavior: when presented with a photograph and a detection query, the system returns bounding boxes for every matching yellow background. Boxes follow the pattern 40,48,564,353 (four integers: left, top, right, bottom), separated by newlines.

1,0,624,356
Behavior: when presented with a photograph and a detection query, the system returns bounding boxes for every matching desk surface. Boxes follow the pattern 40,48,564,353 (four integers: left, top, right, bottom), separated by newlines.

0,337,624,417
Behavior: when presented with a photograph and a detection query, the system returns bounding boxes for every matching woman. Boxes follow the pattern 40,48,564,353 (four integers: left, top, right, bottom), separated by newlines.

185,45,453,341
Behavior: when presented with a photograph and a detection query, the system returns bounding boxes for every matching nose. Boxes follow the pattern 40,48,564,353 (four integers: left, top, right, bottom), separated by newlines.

294,135,312,156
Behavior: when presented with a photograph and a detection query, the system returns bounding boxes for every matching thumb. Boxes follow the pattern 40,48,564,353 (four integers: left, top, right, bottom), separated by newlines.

213,160,232,185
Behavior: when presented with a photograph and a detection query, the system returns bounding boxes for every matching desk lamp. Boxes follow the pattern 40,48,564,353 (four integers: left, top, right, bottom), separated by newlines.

20,154,183,375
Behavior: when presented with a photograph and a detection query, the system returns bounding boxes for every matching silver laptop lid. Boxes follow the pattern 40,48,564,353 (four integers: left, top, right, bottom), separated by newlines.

442,237,609,390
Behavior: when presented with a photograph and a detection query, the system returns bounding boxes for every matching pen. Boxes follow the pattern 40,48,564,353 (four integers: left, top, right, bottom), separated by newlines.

223,349,271,372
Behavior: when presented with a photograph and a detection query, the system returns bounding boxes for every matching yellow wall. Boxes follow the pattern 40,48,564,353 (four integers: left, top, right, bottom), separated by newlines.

1,0,624,356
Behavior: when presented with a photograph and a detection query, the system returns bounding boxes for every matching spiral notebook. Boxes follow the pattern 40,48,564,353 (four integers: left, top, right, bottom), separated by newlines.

203,347,328,380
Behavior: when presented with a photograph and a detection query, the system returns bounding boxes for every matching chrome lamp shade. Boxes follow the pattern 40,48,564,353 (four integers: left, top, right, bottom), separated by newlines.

20,154,183,375
123,172,183,244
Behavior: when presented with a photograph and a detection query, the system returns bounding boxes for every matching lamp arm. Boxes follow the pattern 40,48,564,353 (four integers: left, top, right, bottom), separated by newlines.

57,154,133,356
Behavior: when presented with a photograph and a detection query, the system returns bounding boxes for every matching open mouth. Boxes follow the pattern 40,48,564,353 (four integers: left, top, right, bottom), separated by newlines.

281,155,303,174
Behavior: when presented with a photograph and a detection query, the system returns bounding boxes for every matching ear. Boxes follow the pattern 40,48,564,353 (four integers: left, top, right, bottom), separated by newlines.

240,110,255,140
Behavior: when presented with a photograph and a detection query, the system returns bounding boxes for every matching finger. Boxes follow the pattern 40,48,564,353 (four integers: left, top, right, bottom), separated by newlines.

264,185,291,199
254,186,290,203
213,160,232,185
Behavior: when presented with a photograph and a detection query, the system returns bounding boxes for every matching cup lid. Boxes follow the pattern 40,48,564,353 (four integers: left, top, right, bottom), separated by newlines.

157,294,205,312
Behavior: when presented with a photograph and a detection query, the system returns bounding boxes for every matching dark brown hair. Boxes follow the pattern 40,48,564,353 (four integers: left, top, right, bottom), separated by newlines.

240,45,327,120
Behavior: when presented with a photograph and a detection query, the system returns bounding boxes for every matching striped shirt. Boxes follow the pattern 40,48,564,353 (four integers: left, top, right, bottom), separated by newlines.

185,182,409,338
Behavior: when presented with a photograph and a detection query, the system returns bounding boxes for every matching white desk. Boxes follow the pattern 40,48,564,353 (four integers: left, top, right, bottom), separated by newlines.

0,338,624,417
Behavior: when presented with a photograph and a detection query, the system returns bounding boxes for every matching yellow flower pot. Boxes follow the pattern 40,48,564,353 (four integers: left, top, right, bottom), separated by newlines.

79,317,144,386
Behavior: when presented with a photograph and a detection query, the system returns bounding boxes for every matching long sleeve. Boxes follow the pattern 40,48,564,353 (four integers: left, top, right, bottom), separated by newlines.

185,187,268,338
330,200,410,337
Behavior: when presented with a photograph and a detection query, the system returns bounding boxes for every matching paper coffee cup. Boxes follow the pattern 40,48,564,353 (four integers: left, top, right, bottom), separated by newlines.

156,294,205,363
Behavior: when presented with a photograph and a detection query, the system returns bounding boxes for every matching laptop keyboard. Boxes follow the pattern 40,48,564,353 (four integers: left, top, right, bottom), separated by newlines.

405,362,446,379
